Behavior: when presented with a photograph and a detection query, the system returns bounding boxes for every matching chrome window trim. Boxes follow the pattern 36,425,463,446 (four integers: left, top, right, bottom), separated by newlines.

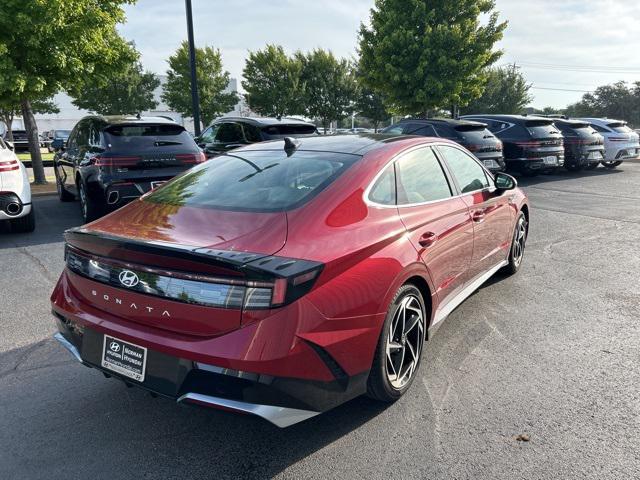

363,142,496,210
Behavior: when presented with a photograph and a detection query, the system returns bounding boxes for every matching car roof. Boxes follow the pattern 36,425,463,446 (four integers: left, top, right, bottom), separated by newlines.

395,117,487,128
80,115,178,126
233,133,419,155
462,114,554,124
210,116,316,127
575,117,626,125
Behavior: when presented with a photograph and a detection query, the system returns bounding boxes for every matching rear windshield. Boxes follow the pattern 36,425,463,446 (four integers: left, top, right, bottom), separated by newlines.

453,125,496,141
104,124,194,150
261,124,318,137
146,150,358,212
524,120,559,137
559,123,598,137
607,122,632,133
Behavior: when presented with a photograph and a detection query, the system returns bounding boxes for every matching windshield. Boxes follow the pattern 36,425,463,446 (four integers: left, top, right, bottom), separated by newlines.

607,123,632,133
524,120,559,138
261,124,318,137
146,150,359,212
104,124,195,151
453,125,495,142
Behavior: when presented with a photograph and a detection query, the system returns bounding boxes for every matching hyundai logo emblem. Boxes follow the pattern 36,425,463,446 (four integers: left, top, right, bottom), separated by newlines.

109,341,121,353
119,270,139,288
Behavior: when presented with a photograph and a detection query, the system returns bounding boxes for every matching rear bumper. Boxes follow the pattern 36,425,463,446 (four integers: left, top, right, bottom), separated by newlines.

50,269,376,426
0,192,31,220
53,317,368,427
506,154,565,170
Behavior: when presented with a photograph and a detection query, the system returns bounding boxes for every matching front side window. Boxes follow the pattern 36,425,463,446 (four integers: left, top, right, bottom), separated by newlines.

396,147,452,205
438,145,489,194
146,150,359,212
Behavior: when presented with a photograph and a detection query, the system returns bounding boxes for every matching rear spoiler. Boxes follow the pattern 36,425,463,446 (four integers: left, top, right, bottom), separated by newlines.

64,227,322,280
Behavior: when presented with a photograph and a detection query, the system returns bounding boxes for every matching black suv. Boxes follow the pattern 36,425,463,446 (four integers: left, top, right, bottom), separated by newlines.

4,129,29,152
195,117,318,157
54,115,205,222
461,114,565,175
551,118,605,171
380,118,505,172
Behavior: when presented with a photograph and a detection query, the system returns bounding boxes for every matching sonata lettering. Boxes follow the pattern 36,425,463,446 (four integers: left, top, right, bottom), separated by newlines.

89,290,170,317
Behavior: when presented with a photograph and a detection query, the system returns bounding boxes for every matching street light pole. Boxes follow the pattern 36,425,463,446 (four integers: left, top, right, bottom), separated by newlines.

185,0,201,136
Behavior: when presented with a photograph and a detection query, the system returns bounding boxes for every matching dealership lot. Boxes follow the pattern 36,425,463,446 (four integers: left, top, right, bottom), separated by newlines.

1,164,639,479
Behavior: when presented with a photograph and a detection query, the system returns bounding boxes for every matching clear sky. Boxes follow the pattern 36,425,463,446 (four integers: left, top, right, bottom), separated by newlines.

119,0,640,109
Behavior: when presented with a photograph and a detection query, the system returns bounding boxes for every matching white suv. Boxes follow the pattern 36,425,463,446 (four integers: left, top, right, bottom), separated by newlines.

576,118,640,168
0,138,34,232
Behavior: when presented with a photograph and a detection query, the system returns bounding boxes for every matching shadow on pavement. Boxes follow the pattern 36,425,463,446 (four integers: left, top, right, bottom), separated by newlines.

513,164,623,188
0,338,391,479
0,196,83,249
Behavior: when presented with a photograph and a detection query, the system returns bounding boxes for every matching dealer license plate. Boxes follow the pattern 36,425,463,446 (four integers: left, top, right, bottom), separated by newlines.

543,156,557,165
588,151,602,160
102,335,147,382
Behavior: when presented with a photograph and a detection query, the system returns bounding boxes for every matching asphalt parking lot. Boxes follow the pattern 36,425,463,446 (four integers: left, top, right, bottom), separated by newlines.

1,164,639,479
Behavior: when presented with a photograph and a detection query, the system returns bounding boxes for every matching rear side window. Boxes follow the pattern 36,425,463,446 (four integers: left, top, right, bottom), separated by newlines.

591,124,610,133
368,164,396,205
104,123,196,151
146,150,359,212
381,125,404,135
432,124,454,138
438,145,489,193
396,148,452,204
402,123,437,136
215,123,244,143
262,124,317,137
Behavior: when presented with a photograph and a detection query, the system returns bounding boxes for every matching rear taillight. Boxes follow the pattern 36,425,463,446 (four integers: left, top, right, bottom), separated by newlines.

608,137,629,142
65,244,323,310
176,152,207,164
94,156,142,167
515,141,542,147
461,143,479,152
0,159,19,172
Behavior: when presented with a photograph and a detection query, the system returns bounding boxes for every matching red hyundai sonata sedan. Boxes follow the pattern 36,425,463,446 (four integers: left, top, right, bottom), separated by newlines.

51,134,529,427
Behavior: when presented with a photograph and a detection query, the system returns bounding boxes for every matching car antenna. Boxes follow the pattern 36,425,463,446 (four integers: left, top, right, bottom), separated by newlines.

283,137,300,157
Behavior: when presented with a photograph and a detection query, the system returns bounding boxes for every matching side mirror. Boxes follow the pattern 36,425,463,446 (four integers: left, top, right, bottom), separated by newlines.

5,141,14,151
494,172,517,191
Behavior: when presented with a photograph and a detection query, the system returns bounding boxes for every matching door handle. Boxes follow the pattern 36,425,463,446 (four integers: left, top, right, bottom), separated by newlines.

418,231,438,247
472,210,486,222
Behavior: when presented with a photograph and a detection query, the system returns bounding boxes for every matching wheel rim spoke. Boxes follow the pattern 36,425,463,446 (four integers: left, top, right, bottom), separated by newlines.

386,294,424,390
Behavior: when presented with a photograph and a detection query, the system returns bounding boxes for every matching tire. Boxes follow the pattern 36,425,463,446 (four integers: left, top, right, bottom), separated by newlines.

585,162,599,170
367,284,426,402
503,211,528,275
78,180,101,223
55,167,75,202
9,207,35,233
601,160,622,169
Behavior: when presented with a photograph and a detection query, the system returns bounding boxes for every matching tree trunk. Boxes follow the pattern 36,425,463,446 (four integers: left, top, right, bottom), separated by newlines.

21,98,47,184
1,113,14,141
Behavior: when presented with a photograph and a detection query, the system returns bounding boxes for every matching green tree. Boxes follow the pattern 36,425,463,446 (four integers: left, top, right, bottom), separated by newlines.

242,45,303,118
461,65,532,114
297,49,357,132
71,59,160,115
355,85,390,132
1,98,59,142
565,81,640,126
0,0,136,184
358,0,507,117
162,42,238,127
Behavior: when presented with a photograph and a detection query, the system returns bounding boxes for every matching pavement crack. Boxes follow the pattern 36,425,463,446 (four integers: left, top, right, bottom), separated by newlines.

18,247,56,284
0,339,49,378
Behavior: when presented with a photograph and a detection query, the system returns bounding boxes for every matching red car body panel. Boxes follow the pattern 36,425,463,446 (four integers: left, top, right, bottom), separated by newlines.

51,135,529,426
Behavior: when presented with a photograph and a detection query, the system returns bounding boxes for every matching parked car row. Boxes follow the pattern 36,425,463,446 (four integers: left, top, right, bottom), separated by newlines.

383,115,639,176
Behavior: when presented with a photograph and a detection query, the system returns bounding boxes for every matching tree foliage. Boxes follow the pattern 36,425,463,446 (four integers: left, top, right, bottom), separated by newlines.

297,49,358,131
1,98,59,141
358,0,507,116
565,81,640,126
162,42,238,127
242,45,303,118
355,86,390,131
71,59,159,115
0,0,137,183
461,65,532,114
